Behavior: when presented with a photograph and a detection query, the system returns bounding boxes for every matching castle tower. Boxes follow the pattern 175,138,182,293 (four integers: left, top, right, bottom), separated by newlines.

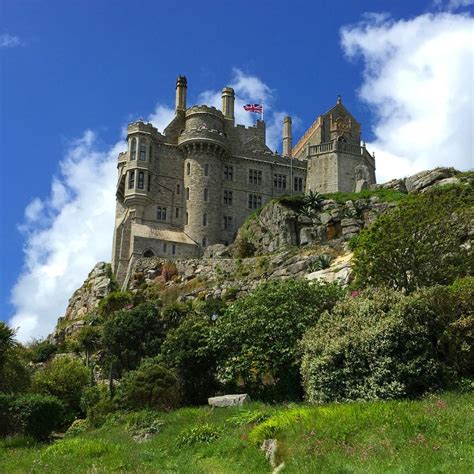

175,75,187,113
292,96,376,193
178,106,228,250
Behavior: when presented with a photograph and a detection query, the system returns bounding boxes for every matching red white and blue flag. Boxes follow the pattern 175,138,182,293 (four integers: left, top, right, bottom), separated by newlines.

243,103,263,113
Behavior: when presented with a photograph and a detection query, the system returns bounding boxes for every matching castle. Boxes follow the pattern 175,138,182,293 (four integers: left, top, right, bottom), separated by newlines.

112,76,376,284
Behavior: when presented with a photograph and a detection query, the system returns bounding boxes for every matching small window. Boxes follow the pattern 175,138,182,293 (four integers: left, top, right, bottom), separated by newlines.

204,188,208,202
130,137,137,160
149,144,153,160
249,169,262,185
175,207,180,218
143,249,154,257
202,213,208,227
204,163,209,176
185,212,189,225
224,165,233,181
128,170,135,189
163,243,167,253
223,190,233,206
157,207,167,221
186,187,190,200
224,215,233,231
202,237,208,248
294,177,303,192
147,173,151,192
139,142,146,160
137,171,145,189
186,162,191,175
176,183,181,195
248,194,262,210
273,174,287,189
172,244,176,255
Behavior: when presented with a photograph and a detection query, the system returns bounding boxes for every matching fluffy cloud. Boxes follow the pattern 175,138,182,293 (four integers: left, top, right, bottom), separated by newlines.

9,71,289,342
341,12,473,182
434,0,474,10
0,33,22,48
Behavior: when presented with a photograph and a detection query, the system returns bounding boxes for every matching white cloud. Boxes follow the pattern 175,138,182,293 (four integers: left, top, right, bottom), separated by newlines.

9,71,292,341
434,0,474,10
341,12,474,182
0,33,22,48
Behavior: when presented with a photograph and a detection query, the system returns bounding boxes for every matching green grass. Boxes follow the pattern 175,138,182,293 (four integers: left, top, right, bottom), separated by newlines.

323,188,408,204
1,392,473,473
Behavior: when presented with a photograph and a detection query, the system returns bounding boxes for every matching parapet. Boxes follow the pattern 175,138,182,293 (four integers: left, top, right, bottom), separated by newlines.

127,121,162,138
186,105,225,118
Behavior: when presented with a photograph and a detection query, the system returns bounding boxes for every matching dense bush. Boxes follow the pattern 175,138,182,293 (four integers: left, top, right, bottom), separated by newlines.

114,358,180,411
0,322,16,368
212,279,344,400
97,291,133,317
31,355,90,423
160,315,217,405
102,302,181,373
301,283,474,403
0,393,14,436
28,339,57,363
80,384,114,427
352,186,474,292
10,394,64,440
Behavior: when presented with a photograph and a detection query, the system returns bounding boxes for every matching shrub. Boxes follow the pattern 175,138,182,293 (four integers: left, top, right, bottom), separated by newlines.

227,409,270,426
177,423,221,446
212,279,344,400
114,359,180,411
160,315,217,405
97,291,133,317
301,285,473,403
28,339,57,363
65,418,90,437
31,355,90,423
352,186,474,292
0,393,14,436
11,394,64,440
234,236,256,258
0,322,16,368
80,384,114,427
162,262,178,282
308,254,333,272
0,346,31,394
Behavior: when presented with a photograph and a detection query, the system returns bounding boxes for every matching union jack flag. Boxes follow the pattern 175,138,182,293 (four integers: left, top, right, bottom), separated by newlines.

243,103,263,113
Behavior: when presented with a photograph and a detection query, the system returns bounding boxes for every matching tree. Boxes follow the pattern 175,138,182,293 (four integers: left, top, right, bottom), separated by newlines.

211,279,344,400
0,322,16,369
75,326,101,367
353,185,474,293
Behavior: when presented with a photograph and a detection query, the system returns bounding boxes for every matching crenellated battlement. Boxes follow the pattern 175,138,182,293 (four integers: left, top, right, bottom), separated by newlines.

127,121,163,138
186,105,224,118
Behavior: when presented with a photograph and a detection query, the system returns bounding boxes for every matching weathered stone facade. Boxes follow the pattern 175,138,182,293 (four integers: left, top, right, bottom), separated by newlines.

112,76,376,285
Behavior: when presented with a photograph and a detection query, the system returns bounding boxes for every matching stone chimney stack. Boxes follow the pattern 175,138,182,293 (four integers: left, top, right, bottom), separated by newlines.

283,116,292,157
221,87,235,121
175,75,187,113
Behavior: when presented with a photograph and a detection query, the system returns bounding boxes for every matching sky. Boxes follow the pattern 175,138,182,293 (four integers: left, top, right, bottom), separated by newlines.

1,0,473,341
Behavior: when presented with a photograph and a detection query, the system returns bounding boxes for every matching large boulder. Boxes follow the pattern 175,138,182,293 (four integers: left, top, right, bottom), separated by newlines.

405,168,459,193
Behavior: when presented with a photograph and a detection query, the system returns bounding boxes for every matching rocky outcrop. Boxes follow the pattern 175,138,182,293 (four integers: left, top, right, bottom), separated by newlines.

208,394,250,407
49,262,114,344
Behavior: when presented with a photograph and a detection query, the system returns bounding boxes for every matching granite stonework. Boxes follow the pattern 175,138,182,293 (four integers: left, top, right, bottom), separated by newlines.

112,76,376,286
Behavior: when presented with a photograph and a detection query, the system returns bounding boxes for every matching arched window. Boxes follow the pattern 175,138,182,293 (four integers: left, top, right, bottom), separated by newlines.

128,170,135,189
143,249,154,257
337,136,347,143
185,212,189,225
202,237,207,247
204,163,209,176
139,142,147,160
149,144,153,160
176,183,181,194
202,213,208,226
186,162,191,175
130,137,137,160
186,187,190,200
204,188,208,202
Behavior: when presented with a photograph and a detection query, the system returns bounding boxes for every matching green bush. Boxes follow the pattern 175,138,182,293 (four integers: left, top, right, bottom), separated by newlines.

0,346,31,394
31,355,90,424
11,394,64,440
97,291,133,317
160,315,217,405
0,393,14,436
28,339,57,363
80,384,114,427
114,359,180,411
212,279,344,400
177,423,221,446
352,185,474,292
301,284,473,403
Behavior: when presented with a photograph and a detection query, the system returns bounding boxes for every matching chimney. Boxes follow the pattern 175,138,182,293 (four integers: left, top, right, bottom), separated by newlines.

283,116,292,157
221,87,235,121
175,75,187,113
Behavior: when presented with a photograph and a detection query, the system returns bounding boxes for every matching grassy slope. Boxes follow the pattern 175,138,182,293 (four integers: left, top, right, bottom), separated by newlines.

1,392,473,473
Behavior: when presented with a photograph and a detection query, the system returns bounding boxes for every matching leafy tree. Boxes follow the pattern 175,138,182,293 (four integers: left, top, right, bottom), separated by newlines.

301,284,474,403
31,355,89,423
75,326,101,367
114,358,180,410
0,322,16,369
161,315,217,405
102,302,181,373
212,279,344,400
353,186,474,292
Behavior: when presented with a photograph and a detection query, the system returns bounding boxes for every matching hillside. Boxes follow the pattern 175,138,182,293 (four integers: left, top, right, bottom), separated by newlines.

1,392,472,473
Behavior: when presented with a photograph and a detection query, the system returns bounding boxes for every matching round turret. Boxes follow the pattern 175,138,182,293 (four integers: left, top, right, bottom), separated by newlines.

178,107,228,250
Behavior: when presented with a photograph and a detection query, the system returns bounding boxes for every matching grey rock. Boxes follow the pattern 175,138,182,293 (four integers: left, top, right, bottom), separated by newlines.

405,168,458,193
208,394,251,407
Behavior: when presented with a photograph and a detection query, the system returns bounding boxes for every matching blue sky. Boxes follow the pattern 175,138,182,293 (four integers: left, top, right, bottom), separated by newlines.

1,0,473,340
